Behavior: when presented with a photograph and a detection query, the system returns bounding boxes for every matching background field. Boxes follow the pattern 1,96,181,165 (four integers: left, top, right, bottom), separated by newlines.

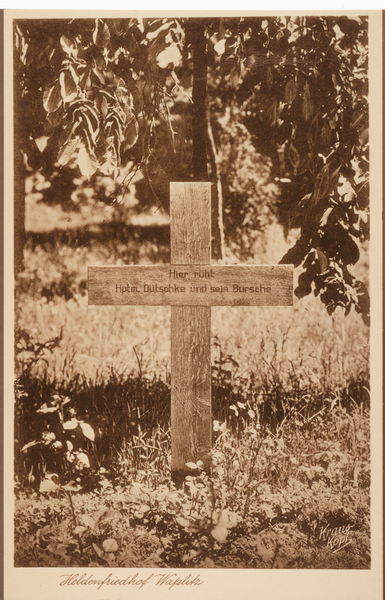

15,184,370,569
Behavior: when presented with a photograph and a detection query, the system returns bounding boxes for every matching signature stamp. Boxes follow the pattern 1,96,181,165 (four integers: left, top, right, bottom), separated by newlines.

319,523,354,553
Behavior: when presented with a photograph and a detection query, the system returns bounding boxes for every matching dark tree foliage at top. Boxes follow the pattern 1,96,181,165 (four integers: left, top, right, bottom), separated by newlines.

14,16,369,324
216,16,369,323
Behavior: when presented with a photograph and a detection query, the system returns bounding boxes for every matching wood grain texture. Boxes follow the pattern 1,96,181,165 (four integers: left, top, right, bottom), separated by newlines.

170,183,211,474
170,182,211,264
171,306,211,472
88,265,293,306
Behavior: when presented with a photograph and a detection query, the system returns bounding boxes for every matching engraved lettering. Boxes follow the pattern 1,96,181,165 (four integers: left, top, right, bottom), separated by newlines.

194,270,214,278
233,284,272,293
144,284,185,293
169,269,188,278
115,284,139,293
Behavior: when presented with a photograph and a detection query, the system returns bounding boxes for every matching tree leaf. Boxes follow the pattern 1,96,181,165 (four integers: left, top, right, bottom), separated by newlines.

285,79,297,104
302,96,314,121
267,99,278,127
229,62,242,88
46,541,58,553
312,163,330,204
60,35,77,57
82,104,100,135
295,272,312,299
145,19,174,41
93,19,111,49
78,67,92,91
38,524,52,538
57,138,79,167
279,236,310,268
92,507,107,522
359,128,369,146
47,105,65,128
287,141,300,170
321,120,331,145
103,538,118,553
266,65,274,89
100,95,108,117
99,149,117,177
214,38,226,56
354,280,370,314
354,281,370,325
123,114,139,149
156,44,182,69
79,422,95,441
92,66,106,85
37,404,58,414
59,70,78,104
317,249,329,273
329,165,341,192
129,482,143,496
43,82,62,114
341,232,360,265
302,81,314,121
307,115,319,148
256,542,275,562
78,143,98,179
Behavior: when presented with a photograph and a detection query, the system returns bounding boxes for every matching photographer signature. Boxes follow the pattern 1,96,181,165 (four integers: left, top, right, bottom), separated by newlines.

319,523,353,553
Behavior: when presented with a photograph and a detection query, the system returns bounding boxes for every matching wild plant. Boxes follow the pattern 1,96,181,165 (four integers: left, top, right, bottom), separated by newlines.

115,425,171,485
18,392,96,490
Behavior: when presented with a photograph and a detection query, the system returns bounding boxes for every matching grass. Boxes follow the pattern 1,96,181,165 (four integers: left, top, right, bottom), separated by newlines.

14,190,370,568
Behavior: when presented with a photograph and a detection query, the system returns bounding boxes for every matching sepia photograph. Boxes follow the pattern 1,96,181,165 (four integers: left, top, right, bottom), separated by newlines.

4,8,383,600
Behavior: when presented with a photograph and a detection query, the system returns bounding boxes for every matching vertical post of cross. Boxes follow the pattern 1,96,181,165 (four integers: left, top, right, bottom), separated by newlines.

170,182,212,484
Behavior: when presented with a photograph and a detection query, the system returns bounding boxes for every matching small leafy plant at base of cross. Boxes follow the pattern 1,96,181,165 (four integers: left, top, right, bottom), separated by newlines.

19,391,97,491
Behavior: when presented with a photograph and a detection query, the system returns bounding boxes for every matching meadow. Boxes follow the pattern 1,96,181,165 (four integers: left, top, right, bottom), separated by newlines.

14,185,370,569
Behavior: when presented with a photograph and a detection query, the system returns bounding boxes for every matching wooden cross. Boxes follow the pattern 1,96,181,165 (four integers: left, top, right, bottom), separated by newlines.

88,182,293,483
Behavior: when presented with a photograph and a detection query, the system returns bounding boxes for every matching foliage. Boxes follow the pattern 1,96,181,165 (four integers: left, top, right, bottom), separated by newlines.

15,17,185,178
212,16,369,321
15,16,370,320
16,376,97,488
15,401,370,568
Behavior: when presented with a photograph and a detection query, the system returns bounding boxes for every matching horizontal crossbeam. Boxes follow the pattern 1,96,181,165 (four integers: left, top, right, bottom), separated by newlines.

88,264,293,306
